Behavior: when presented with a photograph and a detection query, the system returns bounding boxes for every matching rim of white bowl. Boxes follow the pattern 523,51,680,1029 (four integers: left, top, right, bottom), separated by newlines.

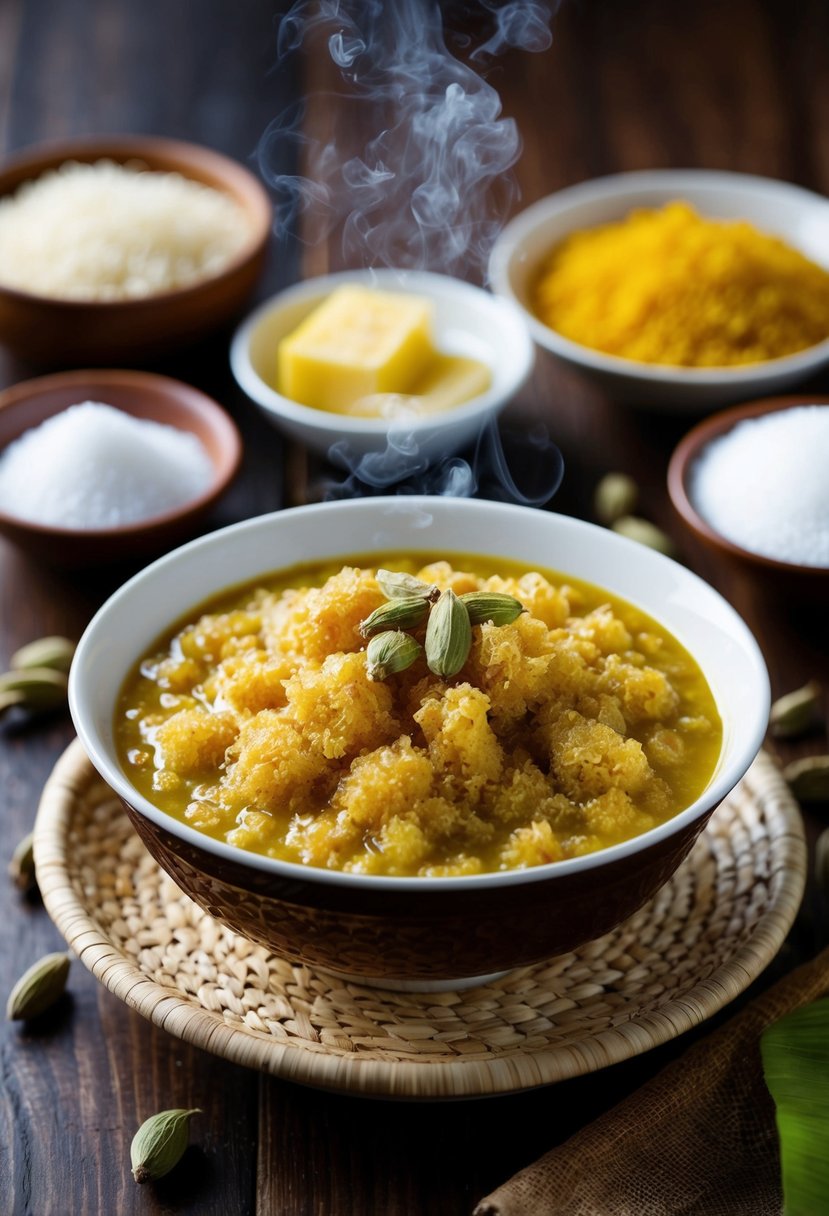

229,268,535,435
489,168,829,383
69,497,770,892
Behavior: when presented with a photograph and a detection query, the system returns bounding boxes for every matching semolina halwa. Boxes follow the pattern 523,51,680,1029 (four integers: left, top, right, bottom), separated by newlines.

116,556,722,877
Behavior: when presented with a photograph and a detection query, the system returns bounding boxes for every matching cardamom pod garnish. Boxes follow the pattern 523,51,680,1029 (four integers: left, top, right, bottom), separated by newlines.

770,680,822,739
594,472,638,525
359,596,429,639
783,755,829,803
0,667,69,714
375,569,440,602
130,1108,201,1184
366,631,423,681
8,830,36,894
460,592,525,627
611,516,676,557
425,588,472,679
10,635,76,674
6,951,70,1021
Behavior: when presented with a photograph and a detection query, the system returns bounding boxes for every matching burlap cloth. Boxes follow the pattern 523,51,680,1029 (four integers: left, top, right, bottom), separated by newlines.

475,947,829,1216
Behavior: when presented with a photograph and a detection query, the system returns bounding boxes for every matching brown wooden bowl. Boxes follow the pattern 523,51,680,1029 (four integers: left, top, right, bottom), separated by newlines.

0,369,242,567
667,394,829,601
0,135,272,365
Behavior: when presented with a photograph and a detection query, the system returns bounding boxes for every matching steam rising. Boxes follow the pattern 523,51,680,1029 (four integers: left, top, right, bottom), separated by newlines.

259,0,563,506
259,0,556,277
327,419,564,506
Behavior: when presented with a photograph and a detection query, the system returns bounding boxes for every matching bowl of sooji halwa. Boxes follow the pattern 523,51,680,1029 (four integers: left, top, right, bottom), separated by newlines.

68,498,769,986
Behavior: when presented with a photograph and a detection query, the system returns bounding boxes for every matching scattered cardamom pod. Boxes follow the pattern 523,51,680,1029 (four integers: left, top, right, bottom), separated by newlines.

10,635,75,674
783,755,829,803
366,631,423,681
770,680,822,739
594,472,639,525
0,667,69,714
130,1108,201,1184
425,589,472,679
815,828,829,896
6,951,70,1021
8,831,36,894
611,516,676,557
375,569,439,602
359,596,429,638
460,592,525,627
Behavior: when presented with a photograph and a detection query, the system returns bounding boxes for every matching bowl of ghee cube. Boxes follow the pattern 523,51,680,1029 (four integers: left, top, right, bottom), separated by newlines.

69,496,769,988
229,269,535,464
489,170,829,410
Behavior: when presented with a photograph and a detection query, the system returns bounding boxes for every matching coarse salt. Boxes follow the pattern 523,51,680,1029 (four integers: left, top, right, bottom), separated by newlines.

690,405,829,567
0,402,214,529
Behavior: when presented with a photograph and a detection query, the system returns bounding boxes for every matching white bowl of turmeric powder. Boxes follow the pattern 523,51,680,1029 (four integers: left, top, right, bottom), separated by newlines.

490,170,829,410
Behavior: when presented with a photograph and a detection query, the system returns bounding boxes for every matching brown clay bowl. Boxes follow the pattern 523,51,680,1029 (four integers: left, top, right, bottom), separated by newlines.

68,499,769,988
0,135,272,365
0,369,242,567
668,394,829,601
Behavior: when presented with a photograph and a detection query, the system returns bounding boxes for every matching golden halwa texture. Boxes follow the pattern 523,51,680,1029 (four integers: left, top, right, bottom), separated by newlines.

120,562,720,876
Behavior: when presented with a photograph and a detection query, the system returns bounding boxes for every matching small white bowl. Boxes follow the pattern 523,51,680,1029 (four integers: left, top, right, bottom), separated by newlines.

230,269,534,464
489,170,829,410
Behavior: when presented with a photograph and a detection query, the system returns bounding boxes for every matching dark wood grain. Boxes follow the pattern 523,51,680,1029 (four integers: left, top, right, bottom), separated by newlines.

1,2,828,1214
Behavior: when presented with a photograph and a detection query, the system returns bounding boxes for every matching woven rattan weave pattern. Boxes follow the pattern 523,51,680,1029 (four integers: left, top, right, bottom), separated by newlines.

34,741,805,1099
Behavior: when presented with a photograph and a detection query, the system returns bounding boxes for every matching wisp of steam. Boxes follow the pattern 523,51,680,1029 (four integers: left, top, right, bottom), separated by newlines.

258,0,563,506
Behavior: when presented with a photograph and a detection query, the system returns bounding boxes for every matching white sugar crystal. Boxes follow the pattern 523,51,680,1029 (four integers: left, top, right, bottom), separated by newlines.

0,401,214,529
691,405,829,568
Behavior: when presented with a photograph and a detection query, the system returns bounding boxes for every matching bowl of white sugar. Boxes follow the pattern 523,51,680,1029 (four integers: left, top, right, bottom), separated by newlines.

668,394,829,596
0,136,272,365
0,370,242,566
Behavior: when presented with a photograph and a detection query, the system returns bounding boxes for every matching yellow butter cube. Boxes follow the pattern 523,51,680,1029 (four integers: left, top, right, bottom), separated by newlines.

277,285,434,413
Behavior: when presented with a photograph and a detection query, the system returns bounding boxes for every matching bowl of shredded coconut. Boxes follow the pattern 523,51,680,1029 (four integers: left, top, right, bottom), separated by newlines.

0,136,272,364
668,394,829,595
0,369,242,565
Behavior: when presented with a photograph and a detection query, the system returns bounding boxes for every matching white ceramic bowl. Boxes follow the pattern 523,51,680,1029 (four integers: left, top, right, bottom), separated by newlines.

490,169,829,410
230,269,535,464
68,498,770,986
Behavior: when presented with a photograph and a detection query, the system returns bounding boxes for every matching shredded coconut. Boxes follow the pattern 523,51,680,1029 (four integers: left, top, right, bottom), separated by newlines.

0,160,249,300
690,405,829,567
0,402,214,529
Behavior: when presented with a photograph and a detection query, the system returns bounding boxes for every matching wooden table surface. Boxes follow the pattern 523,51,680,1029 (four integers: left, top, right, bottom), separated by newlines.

1,2,828,1213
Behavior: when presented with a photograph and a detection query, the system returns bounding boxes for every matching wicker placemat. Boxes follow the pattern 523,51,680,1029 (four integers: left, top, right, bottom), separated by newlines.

34,740,806,1100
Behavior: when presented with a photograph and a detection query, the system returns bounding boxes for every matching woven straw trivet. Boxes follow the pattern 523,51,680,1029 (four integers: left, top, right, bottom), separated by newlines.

34,740,806,1100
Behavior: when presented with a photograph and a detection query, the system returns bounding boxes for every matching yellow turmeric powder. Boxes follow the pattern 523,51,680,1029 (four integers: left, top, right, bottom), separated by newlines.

533,201,829,367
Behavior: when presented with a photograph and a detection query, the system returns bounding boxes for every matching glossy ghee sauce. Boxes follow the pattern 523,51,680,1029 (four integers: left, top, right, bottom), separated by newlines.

115,555,722,877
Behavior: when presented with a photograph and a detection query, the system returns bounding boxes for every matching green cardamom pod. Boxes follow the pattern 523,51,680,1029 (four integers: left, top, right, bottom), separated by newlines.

460,592,525,627
594,472,639,525
0,667,69,712
8,831,36,894
375,569,439,602
783,755,829,803
359,596,429,638
130,1108,201,1184
6,951,70,1021
10,635,76,674
425,589,472,679
770,680,822,739
611,516,676,557
366,631,423,681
